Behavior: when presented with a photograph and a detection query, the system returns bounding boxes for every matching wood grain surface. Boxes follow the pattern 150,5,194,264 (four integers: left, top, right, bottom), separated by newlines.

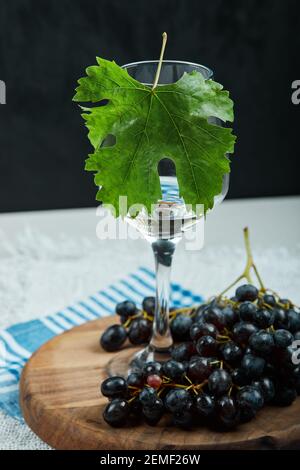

20,316,300,450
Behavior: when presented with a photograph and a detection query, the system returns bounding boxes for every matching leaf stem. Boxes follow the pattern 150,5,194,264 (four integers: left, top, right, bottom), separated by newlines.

218,227,266,297
243,227,265,291
218,274,244,298
152,32,168,90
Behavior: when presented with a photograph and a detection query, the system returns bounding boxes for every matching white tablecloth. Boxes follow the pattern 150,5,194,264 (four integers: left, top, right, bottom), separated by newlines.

0,196,299,449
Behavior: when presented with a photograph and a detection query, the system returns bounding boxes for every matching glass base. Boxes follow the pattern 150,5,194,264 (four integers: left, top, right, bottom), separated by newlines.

106,345,172,377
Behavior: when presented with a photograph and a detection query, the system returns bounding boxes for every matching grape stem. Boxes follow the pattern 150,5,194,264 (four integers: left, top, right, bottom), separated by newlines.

218,227,266,297
169,306,196,319
152,32,168,90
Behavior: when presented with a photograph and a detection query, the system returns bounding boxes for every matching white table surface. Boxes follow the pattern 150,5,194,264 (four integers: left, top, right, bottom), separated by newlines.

2,195,300,247
1,195,300,323
0,195,300,449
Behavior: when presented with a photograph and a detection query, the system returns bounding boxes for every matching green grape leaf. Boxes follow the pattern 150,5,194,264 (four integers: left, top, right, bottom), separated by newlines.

73,57,236,216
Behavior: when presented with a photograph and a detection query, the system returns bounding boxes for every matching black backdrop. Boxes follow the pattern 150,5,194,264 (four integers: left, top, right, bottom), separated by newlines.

0,0,299,212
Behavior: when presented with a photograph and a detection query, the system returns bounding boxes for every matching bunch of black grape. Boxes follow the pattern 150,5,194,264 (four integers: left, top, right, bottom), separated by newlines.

100,297,156,351
101,284,300,429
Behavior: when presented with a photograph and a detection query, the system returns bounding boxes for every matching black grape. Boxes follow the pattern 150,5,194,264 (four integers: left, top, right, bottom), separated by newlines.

254,309,274,328
208,369,232,396
162,360,185,381
170,314,193,341
252,377,275,403
142,296,155,315
274,329,293,348
239,301,257,322
241,353,265,379
217,395,240,428
103,399,130,426
128,318,152,345
116,300,136,318
139,387,158,407
171,342,195,362
142,397,164,425
235,284,258,302
232,322,258,345
101,376,128,398
287,309,300,333
221,341,242,365
203,307,225,329
196,335,218,357
249,331,274,355
142,361,162,377
188,357,214,382
100,324,127,352
190,322,218,341
196,393,215,417
165,389,192,413
237,385,264,413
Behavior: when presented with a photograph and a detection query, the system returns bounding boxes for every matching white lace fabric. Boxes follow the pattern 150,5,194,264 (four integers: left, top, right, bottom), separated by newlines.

0,228,299,449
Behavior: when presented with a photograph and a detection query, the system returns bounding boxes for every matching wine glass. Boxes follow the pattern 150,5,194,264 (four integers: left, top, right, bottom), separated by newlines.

107,61,229,376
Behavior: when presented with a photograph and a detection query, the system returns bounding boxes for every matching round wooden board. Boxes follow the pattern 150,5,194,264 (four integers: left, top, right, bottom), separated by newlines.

20,316,300,450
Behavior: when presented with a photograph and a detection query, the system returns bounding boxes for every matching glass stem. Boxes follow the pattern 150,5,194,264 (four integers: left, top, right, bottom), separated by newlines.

150,239,176,352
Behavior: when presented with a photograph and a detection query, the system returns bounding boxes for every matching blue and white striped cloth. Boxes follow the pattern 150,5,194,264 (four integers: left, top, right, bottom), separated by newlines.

0,266,202,421
161,179,181,203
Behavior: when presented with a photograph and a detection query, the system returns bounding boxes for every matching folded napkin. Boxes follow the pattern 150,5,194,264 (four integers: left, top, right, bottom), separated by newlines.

0,266,202,421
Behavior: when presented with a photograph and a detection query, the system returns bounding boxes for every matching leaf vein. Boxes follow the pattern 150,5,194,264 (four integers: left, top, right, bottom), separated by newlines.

154,94,201,202
172,113,229,145
122,93,154,184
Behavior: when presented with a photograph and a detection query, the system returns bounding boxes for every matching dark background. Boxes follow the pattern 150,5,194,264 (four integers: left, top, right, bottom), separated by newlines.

0,0,299,213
